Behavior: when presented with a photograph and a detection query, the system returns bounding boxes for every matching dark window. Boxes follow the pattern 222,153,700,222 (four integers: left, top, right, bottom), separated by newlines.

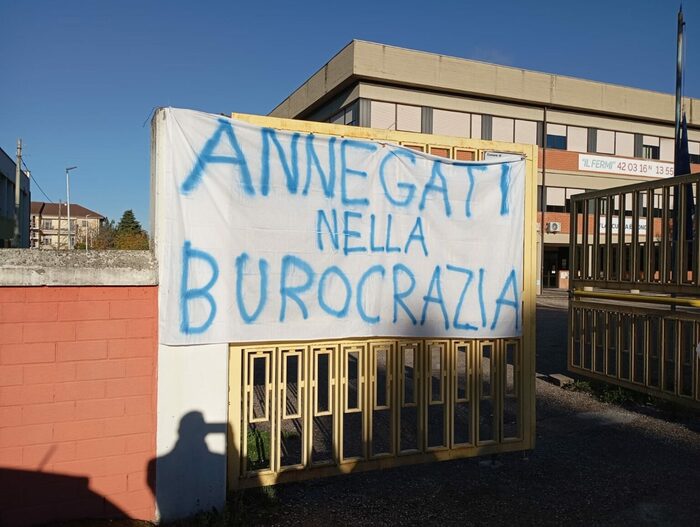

546,134,567,150
328,102,358,126
690,153,700,164
481,115,493,141
587,128,597,153
642,145,660,160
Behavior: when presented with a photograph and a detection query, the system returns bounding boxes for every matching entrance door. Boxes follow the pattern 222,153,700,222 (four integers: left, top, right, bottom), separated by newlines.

543,248,559,288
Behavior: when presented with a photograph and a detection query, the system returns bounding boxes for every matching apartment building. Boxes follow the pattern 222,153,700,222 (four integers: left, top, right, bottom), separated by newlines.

269,40,700,289
30,201,104,249
0,146,30,248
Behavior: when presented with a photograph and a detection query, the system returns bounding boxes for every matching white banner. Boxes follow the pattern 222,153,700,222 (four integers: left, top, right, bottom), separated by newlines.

579,154,674,178
156,109,525,345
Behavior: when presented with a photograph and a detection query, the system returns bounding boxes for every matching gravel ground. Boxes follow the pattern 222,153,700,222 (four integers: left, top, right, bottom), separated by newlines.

226,291,700,527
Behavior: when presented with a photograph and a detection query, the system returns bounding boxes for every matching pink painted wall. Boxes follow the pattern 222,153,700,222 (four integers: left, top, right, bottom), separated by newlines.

0,286,158,526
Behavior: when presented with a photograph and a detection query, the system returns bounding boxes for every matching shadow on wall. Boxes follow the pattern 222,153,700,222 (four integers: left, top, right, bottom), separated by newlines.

0,467,126,526
147,411,231,522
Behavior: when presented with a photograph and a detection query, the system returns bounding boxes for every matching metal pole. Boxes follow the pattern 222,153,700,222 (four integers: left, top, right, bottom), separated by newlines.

65,166,77,250
85,215,90,253
540,107,548,294
675,7,684,150
57,201,62,249
66,169,71,250
671,7,684,307
14,139,22,247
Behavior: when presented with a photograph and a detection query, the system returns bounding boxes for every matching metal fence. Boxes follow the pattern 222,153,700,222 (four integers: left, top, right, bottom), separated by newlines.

228,338,530,488
569,172,700,407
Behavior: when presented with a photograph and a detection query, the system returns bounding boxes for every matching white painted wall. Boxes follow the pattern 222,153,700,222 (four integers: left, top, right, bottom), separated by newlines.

155,343,229,522
152,110,230,522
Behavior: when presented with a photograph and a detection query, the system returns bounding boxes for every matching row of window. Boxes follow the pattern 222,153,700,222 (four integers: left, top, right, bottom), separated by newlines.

30,217,96,230
538,186,587,213
539,185,686,217
328,100,700,164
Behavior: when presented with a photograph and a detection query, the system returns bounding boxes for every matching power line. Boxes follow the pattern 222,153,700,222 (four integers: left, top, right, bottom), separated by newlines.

20,159,54,203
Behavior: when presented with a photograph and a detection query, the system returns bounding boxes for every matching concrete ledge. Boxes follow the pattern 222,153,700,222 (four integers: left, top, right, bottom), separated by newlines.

0,250,158,286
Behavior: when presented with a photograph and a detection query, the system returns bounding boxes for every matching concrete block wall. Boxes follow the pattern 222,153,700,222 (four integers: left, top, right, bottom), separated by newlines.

0,251,159,526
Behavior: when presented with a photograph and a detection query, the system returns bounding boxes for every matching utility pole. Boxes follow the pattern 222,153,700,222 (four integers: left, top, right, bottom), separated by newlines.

14,139,22,248
58,201,62,250
66,166,77,250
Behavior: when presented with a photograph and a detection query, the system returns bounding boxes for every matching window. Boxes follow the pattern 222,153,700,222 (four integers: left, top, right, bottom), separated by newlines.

471,114,482,139
641,135,660,160
370,101,395,129
514,120,537,145
368,101,423,132
596,129,615,154
329,103,358,126
615,132,634,157
396,104,421,132
546,134,567,150
660,138,674,161
690,142,700,164
565,188,585,212
642,145,660,160
492,117,514,142
545,187,566,212
567,126,587,153
546,124,567,150
432,109,470,137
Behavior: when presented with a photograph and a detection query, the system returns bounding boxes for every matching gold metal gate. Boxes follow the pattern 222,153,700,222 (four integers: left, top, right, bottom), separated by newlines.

569,172,700,408
228,338,529,488
224,114,538,489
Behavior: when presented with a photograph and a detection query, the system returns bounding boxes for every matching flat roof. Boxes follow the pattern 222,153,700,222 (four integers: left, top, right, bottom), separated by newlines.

270,40,699,127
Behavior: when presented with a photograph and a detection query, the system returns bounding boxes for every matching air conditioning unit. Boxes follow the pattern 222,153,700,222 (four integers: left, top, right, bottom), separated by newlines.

547,222,562,233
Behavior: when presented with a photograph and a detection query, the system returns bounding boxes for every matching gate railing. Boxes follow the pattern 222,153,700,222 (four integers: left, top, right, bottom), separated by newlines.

569,173,700,407
228,337,530,488
569,172,700,293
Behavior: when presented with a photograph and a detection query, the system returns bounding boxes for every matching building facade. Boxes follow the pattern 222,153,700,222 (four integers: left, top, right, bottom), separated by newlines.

269,40,700,289
30,201,104,249
0,146,30,248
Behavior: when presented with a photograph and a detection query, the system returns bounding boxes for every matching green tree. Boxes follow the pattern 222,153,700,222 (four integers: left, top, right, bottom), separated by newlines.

116,210,143,235
115,230,149,250
90,219,116,250
114,210,149,250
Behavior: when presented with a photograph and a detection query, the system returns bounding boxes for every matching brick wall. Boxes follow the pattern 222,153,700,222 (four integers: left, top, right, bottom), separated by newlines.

0,286,157,526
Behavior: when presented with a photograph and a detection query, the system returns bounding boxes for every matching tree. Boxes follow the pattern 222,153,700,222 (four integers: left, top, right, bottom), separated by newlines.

115,230,149,250
114,210,149,250
80,211,150,250
89,219,116,250
116,210,143,235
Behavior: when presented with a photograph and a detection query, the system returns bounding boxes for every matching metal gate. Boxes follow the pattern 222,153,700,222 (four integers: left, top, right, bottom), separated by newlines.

228,338,528,488
225,114,538,489
568,172,700,408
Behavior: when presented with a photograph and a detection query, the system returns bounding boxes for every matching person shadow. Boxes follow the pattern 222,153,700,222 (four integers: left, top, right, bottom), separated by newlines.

147,411,228,522
0,467,126,526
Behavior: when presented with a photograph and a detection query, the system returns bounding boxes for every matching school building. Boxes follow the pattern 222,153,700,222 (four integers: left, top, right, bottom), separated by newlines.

269,40,700,289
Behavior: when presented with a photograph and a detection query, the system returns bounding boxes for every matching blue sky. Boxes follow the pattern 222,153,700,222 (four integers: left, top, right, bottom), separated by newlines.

1,0,698,231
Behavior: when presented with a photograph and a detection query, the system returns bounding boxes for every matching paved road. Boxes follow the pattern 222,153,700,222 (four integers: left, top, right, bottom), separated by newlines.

228,292,700,527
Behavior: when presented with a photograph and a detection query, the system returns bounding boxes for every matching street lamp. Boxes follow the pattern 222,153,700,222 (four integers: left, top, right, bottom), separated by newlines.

65,166,77,250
